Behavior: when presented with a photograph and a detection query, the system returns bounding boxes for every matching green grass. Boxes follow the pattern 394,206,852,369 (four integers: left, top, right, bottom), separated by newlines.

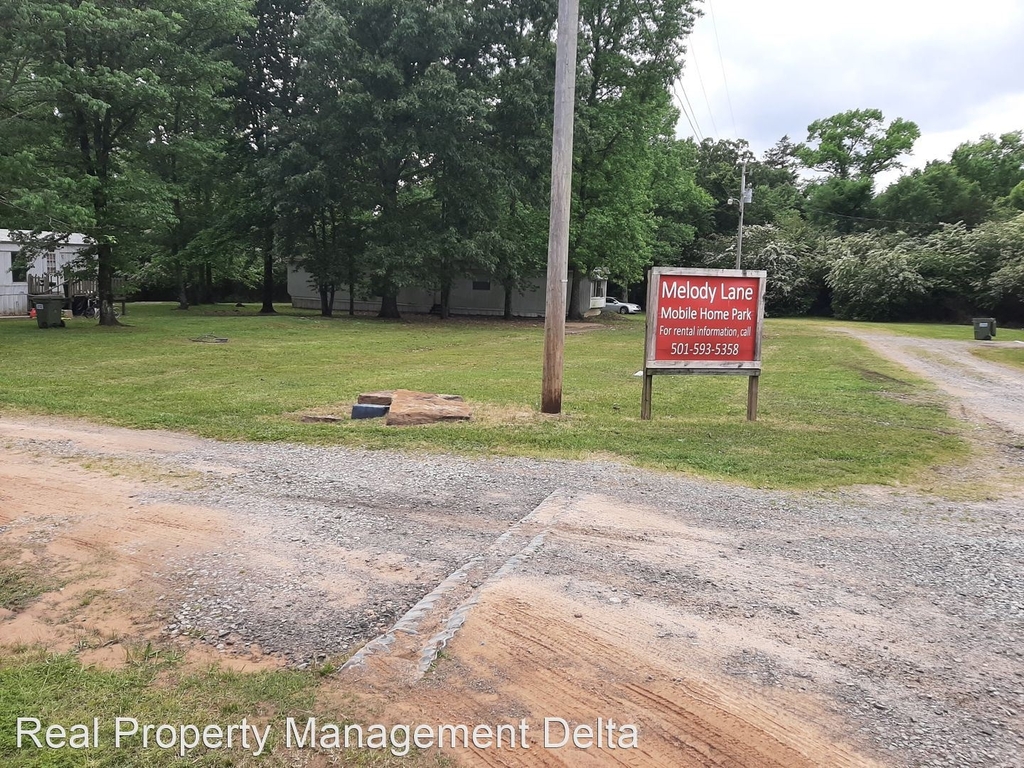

0,546,61,613
0,304,968,489
836,319,1024,342
0,647,439,767
973,346,1024,370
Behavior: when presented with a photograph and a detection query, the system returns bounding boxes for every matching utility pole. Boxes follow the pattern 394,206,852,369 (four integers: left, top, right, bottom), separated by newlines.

541,0,580,414
735,158,749,270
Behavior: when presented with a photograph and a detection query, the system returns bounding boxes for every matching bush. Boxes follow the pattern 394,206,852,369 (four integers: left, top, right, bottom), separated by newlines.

694,225,820,316
826,233,927,320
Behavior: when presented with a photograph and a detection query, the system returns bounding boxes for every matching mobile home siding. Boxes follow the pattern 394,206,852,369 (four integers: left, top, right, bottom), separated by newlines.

287,265,603,318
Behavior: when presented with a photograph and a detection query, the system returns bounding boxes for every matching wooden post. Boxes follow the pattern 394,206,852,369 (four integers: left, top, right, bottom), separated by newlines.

540,0,579,415
641,371,653,420
746,374,759,422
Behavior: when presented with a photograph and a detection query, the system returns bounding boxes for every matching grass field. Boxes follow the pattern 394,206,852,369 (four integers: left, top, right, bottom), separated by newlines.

844,319,1024,342
973,346,1024,370
0,303,967,489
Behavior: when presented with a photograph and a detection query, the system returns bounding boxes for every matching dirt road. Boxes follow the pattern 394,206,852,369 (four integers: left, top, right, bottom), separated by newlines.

840,330,1024,437
2,333,1023,767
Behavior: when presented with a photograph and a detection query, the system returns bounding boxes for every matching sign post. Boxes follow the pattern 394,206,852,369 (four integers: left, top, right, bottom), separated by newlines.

642,267,766,421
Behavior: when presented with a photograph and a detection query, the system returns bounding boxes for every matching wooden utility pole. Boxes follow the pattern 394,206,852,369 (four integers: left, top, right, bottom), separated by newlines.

735,158,748,270
540,0,580,414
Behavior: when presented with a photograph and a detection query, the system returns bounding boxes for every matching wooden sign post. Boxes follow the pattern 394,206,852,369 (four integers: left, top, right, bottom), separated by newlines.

641,267,766,421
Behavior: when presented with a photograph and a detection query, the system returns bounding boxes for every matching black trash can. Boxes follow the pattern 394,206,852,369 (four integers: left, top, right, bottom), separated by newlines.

972,317,995,341
29,295,65,328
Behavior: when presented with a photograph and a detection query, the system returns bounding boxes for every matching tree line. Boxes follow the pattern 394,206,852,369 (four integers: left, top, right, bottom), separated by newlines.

1,1,1022,325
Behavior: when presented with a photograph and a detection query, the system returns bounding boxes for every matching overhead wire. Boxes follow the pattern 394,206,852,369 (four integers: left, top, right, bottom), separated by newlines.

627,0,704,142
688,46,719,140
705,0,737,136
675,82,705,141
0,194,81,235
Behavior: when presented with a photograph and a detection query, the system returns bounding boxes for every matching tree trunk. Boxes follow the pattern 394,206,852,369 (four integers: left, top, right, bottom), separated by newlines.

205,262,214,303
259,226,276,314
176,262,189,310
347,249,356,316
567,270,584,321
319,284,334,317
503,282,514,320
379,289,401,319
97,242,120,326
439,284,450,320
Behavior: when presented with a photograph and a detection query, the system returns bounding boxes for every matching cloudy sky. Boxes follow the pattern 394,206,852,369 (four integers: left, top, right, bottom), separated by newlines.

677,0,1024,188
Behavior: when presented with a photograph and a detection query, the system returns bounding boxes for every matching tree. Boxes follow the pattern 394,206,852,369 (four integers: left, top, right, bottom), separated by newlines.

826,232,927,320
229,0,308,314
874,162,989,233
797,108,920,181
649,137,714,265
469,0,554,319
950,131,1024,203
567,0,699,318
804,177,874,233
973,213,1024,317
297,0,494,319
1008,180,1024,212
9,0,250,325
695,224,818,316
692,137,751,235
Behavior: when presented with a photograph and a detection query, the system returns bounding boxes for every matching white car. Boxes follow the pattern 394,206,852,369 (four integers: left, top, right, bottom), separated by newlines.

602,297,642,314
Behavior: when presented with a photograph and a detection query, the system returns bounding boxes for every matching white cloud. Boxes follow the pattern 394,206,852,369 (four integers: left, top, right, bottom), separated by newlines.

677,0,1024,182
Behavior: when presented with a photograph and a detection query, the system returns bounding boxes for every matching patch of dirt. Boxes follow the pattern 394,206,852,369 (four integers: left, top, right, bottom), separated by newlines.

0,436,278,671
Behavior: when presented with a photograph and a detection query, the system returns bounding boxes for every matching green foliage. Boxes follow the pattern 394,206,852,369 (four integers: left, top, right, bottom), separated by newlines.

874,162,989,233
975,213,1024,309
695,225,819,316
826,233,927,320
1007,180,1024,212
567,0,700,315
796,108,920,180
950,131,1024,202
649,138,715,263
805,177,874,232
2,0,252,322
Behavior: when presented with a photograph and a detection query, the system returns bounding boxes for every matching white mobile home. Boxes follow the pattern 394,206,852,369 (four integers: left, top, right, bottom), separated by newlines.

0,230,91,316
287,265,608,318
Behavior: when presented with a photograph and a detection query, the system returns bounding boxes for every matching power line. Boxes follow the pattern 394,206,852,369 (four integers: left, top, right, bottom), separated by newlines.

688,46,719,140
672,81,703,142
0,194,81,235
626,0,703,142
706,0,737,136
811,208,944,228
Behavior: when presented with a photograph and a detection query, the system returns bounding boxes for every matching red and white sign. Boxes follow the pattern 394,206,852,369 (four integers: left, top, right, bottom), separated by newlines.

644,267,766,371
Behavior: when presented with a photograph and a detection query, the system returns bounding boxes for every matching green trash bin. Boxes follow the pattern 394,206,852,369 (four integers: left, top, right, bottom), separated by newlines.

30,294,65,328
972,317,993,341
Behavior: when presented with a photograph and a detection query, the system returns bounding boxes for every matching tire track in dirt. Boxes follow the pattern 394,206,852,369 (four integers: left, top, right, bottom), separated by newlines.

391,578,879,767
